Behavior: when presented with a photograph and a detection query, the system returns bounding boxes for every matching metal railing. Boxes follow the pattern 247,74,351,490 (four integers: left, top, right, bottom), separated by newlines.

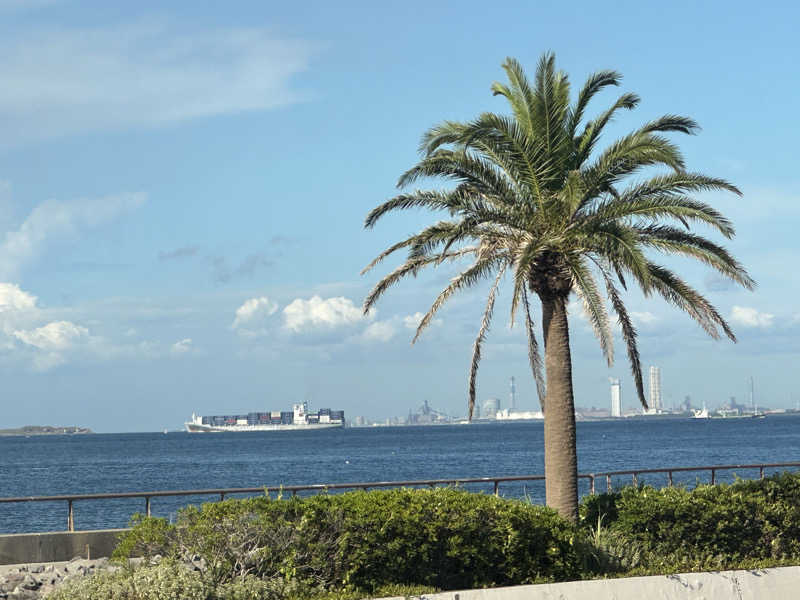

2,461,799,532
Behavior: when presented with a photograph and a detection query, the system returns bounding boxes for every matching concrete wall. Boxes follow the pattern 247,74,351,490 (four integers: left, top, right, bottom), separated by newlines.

391,566,800,600
0,529,128,565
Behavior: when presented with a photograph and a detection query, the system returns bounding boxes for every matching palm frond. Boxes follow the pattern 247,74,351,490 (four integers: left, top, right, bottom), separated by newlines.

635,225,755,289
566,69,623,137
645,263,736,341
602,270,647,408
468,265,506,420
412,253,504,343
521,286,546,407
567,256,614,366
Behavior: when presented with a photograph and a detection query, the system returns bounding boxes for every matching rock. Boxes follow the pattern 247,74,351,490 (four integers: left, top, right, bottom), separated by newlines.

19,576,38,591
0,575,24,593
28,567,44,575
9,587,38,600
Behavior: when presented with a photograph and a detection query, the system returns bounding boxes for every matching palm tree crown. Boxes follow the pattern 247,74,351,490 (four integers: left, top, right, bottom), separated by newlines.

362,54,753,520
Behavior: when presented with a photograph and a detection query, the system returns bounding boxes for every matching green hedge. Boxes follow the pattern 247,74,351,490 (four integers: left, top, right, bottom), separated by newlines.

115,487,587,592
580,471,800,570
56,474,800,599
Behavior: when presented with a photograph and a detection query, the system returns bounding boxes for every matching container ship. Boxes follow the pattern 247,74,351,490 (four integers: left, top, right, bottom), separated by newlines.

185,402,344,432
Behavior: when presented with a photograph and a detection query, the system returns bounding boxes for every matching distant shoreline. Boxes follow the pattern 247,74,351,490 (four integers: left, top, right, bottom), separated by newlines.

0,425,93,436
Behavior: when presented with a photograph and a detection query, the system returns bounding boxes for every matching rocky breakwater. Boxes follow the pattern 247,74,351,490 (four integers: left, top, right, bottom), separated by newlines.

0,558,116,599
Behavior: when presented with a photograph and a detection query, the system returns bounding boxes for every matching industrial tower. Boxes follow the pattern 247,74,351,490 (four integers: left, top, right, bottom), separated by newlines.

509,376,516,412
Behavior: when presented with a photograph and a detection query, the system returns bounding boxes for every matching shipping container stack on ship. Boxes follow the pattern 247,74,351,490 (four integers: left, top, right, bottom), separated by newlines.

185,402,345,432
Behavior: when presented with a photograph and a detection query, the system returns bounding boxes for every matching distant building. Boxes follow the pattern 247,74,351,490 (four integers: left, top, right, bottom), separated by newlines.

649,366,662,411
610,378,622,417
483,397,500,419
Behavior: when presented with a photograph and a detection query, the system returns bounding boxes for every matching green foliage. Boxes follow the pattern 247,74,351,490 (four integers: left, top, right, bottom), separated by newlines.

64,477,800,599
115,488,587,592
578,471,800,571
49,560,209,600
111,513,173,564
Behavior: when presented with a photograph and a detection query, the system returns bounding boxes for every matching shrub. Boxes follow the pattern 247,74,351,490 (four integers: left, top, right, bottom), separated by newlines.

115,488,588,592
578,471,800,569
112,513,173,563
48,560,209,600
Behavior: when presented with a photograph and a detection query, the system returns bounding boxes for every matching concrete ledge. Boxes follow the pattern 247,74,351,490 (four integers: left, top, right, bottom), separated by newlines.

0,529,128,564
396,566,800,600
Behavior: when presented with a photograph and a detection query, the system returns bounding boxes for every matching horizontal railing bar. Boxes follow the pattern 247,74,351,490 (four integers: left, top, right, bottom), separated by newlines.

1,462,798,505
590,462,800,478
0,475,548,504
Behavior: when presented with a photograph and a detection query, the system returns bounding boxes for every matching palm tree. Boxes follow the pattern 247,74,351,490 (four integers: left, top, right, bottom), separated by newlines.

361,54,753,522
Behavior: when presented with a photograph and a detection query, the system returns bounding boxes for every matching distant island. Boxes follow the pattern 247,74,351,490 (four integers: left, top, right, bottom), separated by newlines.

0,425,92,436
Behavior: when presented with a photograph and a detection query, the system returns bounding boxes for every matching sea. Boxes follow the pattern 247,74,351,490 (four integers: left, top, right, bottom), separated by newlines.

1,416,799,534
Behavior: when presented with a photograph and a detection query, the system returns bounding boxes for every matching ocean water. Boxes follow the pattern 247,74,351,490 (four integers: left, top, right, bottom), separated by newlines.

1,416,799,533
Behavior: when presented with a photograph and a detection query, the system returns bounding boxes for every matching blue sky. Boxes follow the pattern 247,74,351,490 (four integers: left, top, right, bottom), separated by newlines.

0,0,798,431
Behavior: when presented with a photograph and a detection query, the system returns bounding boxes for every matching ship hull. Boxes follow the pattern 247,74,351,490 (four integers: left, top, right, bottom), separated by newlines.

185,422,344,433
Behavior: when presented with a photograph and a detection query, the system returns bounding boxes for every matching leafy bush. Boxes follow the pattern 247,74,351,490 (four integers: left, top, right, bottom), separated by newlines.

115,488,588,591
112,513,174,562
48,560,209,600
579,471,800,570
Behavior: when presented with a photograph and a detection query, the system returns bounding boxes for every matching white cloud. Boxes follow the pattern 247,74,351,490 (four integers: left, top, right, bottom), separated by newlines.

232,296,278,329
362,321,396,343
0,192,145,278
0,23,315,144
13,320,88,350
283,296,366,333
0,281,169,369
403,311,443,331
731,306,774,328
0,282,37,313
631,311,658,325
171,338,193,355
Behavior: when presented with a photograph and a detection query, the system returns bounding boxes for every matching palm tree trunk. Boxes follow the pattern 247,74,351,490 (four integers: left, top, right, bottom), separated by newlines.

540,293,579,522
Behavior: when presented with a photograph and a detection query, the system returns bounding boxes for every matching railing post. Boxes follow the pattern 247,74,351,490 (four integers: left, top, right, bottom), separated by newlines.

668,471,673,487
493,481,499,496
760,466,765,479
145,496,151,517
67,499,74,532
589,475,595,495
606,475,612,492
220,493,225,501
632,473,638,487
711,468,716,485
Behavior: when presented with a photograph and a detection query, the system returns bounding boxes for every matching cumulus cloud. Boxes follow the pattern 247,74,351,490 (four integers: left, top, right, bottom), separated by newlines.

13,320,88,350
0,192,145,278
0,282,37,313
0,22,315,145
283,296,366,333
403,311,443,331
171,338,193,355
0,281,169,369
362,321,396,343
731,306,774,328
232,297,279,330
